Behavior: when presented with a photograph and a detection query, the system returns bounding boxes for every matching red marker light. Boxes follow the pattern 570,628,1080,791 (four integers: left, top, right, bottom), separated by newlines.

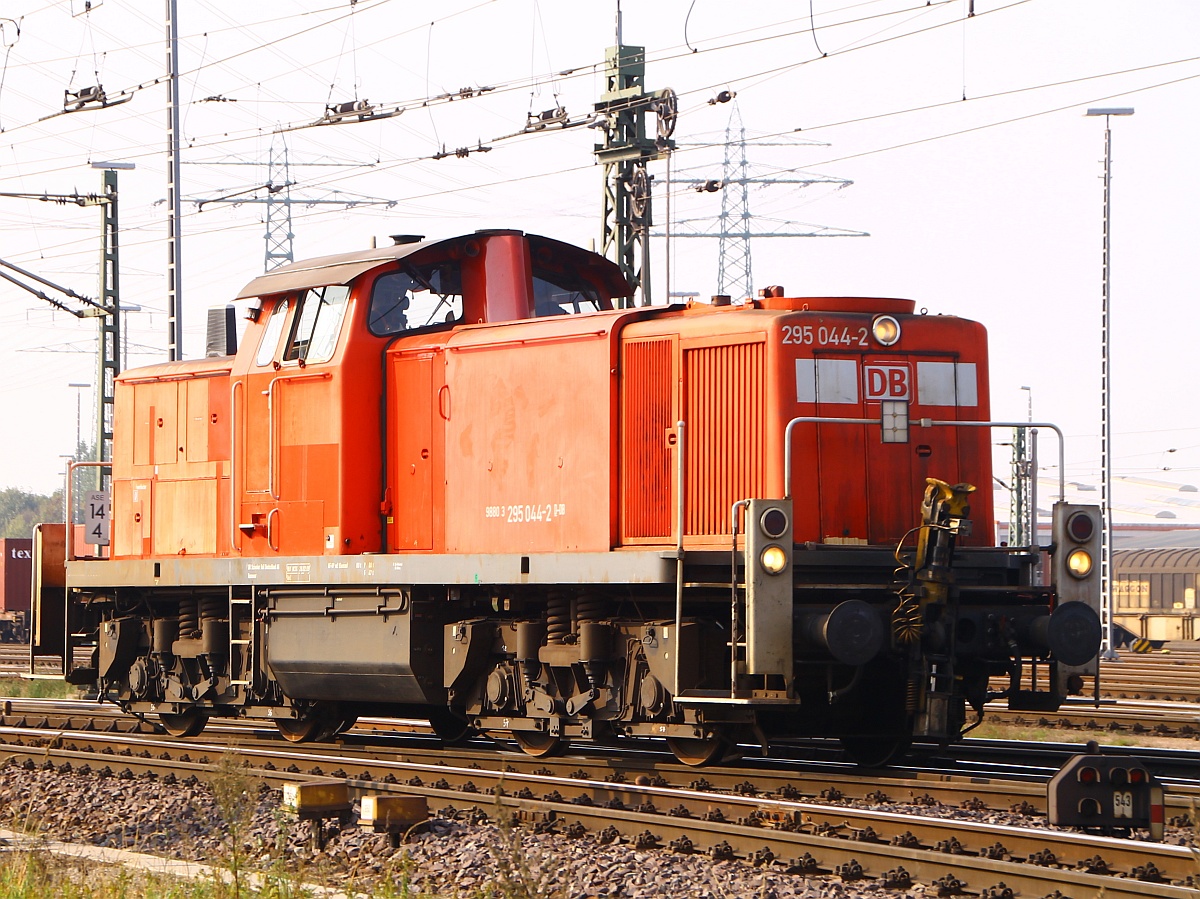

1066,510,1095,543
1078,766,1099,784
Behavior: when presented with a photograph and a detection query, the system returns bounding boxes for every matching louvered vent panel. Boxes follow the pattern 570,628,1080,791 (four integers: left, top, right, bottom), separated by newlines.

685,342,765,537
621,338,674,539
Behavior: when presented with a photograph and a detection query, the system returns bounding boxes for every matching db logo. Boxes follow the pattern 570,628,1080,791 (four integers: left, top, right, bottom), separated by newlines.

864,363,910,401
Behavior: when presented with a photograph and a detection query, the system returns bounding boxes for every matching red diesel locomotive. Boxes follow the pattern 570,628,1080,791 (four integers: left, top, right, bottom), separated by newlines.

31,229,1102,766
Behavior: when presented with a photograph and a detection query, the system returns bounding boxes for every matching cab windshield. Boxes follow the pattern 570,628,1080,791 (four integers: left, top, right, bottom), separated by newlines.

368,261,463,336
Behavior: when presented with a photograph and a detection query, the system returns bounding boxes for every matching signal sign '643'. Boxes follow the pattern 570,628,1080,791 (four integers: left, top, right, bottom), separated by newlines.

864,363,910,401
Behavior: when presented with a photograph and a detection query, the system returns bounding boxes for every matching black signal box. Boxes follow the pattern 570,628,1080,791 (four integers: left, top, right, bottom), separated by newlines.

1048,753,1164,840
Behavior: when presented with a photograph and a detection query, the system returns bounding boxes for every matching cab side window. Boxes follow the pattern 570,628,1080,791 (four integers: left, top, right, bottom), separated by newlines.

533,268,604,317
255,298,289,367
285,285,350,364
368,261,463,336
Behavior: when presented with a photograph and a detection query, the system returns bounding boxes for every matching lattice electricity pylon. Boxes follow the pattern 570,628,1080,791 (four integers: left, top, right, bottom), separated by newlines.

1009,428,1031,547
660,104,866,301
265,136,294,270
191,134,397,272
593,37,676,307
718,104,753,300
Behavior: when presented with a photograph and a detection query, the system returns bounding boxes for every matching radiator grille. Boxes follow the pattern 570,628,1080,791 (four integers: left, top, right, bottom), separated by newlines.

621,338,674,539
685,341,765,537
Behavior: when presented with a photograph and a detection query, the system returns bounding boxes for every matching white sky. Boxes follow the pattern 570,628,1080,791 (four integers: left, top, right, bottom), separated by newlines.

0,0,1197,525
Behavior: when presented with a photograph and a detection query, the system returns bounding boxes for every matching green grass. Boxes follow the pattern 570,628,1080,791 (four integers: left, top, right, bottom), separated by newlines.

968,718,1200,751
0,844,443,899
0,752,448,899
0,853,226,899
0,677,77,699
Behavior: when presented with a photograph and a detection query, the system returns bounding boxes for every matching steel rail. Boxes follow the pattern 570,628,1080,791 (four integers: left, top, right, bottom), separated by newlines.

1,725,1193,897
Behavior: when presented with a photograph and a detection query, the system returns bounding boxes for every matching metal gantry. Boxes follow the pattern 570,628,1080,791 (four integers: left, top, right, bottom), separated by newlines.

593,27,676,307
91,168,121,481
0,169,122,484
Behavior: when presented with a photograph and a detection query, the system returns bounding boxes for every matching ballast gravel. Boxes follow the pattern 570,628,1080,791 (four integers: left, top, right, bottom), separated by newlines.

0,759,1189,898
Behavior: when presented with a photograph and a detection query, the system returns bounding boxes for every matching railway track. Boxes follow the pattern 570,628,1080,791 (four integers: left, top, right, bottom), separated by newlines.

1,699,1197,897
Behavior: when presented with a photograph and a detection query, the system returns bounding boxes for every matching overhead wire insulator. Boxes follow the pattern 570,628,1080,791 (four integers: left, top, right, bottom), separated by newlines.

432,141,492,161
524,106,569,131
62,84,131,113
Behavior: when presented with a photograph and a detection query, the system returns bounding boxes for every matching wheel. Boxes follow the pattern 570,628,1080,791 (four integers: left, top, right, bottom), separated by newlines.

275,715,325,743
839,733,912,768
666,732,732,767
513,730,566,758
315,712,358,742
159,709,208,738
427,709,474,745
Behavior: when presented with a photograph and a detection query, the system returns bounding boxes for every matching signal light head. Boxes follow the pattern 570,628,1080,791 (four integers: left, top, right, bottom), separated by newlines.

1066,510,1096,543
759,507,789,539
1066,548,1094,579
872,315,901,346
760,545,788,575
1078,765,1100,784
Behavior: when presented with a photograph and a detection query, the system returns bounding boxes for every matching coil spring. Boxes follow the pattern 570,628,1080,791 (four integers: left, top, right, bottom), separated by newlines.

576,595,604,623
178,598,200,638
546,595,570,645
892,592,922,645
199,596,223,620
906,679,919,713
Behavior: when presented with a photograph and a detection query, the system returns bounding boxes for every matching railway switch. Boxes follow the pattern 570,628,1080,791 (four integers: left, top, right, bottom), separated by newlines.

1048,753,1164,840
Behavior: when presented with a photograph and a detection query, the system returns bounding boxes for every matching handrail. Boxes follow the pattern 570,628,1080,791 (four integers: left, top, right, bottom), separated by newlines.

229,379,243,552
672,419,685,696
919,419,1065,502
263,370,331,500
729,498,750,699
63,460,112,563
782,416,1067,503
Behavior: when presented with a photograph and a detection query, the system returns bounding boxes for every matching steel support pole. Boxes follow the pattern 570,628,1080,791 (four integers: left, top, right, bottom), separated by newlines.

1099,119,1113,657
1085,105,1132,659
166,0,183,361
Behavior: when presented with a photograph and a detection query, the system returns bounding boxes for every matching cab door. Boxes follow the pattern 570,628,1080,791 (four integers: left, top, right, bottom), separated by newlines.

387,350,437,550
235,287,349,556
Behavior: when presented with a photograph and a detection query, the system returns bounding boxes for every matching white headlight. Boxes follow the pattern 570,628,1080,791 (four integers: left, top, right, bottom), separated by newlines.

872,315,901,346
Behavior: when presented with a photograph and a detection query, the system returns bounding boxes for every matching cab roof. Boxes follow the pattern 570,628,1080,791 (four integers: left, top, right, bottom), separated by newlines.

234,231,633,301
